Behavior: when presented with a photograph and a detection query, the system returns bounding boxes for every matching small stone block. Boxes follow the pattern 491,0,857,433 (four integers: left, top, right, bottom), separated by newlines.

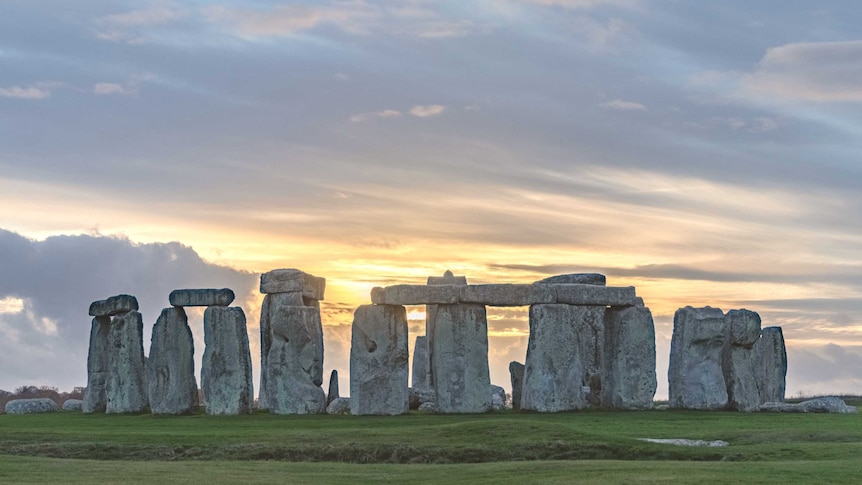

553,285,636,306
88,294,138,317
260,268,326,300
169,288,235,307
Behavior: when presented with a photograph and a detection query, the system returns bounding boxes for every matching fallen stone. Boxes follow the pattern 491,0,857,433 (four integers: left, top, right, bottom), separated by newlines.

201,306,254,415
755,326,787,404
639,438,729,447
460,284,555,306
432,304,492,413
509,361,525,410
491,385,506,410
412,335,430,389
761,397,857,414
654,404,670,410
62,399,83,411
601,305,657,410
418,402,438,412
521,304,587,412
83,315,111,413
88,294,138,317
722,309,762,412
326,397,351,415
350,304,410,415
147,307,198,415
5,398,58,414
668,306,728,410
409,387,436,410
327,369,340,406
260,268,326,300
536,273,606,286
265,305,326,414
553,284,636,306
258,292,306,410
106,311,148,414
371,285,460,305
169,288,235,307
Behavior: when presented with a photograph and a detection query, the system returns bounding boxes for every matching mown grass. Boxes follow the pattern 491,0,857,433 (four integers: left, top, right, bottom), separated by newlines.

1,401,860,483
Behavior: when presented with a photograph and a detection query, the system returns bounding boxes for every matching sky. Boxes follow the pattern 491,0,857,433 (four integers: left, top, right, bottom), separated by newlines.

1,0,861,400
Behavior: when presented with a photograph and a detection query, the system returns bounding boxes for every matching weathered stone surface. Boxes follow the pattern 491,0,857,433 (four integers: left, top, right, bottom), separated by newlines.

426,272,468,407
265,305,326,414
147,307,198,415
169,288,235,307
418,401,438,412
105,311,148,414
668,306,728,410
722,309,762,412
258,292,305,410
371,285,460,305
201,306,253,415
89,294,138,317
62,399,83,411
761,397,857,414
427,270,468,286
755,326,787,404
509,361,525,410
350,305,409,415
432,304,492,413
326,397,351,414
411,336,429,389
327,369,340,406
601,305,657,410
409,387,436,410
460,284,555,306
491,385,506,410
553,284,636,306
536,273,606,286
521,304,587,412
260,268,326,300
5,398,58,414
576,306,606,406
83,315,111,413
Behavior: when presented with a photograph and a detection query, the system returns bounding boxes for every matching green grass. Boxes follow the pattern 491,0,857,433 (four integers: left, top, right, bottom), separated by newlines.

1,402,860,483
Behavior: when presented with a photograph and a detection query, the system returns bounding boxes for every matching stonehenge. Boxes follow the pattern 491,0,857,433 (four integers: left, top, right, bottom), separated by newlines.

147,307,198,414
601,304,657,410
201,306,254,415
431,303,492,413
350,305,409,415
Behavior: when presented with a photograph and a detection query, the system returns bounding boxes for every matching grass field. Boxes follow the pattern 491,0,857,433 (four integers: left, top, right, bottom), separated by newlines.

1,401,860,483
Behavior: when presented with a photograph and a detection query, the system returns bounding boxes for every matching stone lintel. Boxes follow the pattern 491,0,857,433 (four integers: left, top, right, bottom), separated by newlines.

369,283,636,307
371,285,460,305
169,288,235,307
260,268,326,300
552,284,636,306
535,273,606,286
88,294,138,317
460,284,555,306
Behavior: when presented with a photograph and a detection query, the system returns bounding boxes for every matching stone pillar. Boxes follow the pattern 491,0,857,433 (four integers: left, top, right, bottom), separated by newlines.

265,305,326,414
755,326,787,403
147,307,198,415
426,270,468,394
432,303,491,413
601,304,657,409
521,304,587,412
201,306,254,415
82,315,111,413
350,304,409,415
106,310,148,414
722,309,762,412
509,361,524,410
668,306,728,409
327,369,340,406
411,336,429,389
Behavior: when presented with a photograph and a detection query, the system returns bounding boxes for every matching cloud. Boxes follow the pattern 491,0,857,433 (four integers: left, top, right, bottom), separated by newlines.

0,84,52,100
601,99,646,111
93,82,137,96
522,0,639,9
350,109,402,123
410,104,446,117
95,3,187,44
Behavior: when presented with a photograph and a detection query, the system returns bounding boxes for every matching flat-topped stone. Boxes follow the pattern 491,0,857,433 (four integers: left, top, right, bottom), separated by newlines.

427,270,468,286
260,268,326,300
88,294,138,317
553,284,636,306
371,285,460,305
536,273,606,286
460,284,555,306
5,398,59,414
169,288,235,307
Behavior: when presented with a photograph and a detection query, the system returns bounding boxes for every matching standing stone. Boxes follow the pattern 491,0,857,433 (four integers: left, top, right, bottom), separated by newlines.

106,311,148,414
722,309,762,412
426,271,468,401
491,384,506,410
577,306,606,406
327,369,340,406
521,304,587,412
265,305,326,414
350,305,409,415
509,361,525,410
83,315,111,413
258,291,305,410
668,306,728,410
147,307,198,415
601,305,657,409
432,304,491,413
201,306,253,415
755,326,787,404
412,336,429,389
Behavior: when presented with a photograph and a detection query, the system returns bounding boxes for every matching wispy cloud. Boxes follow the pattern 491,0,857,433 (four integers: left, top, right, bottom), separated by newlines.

93,82,137,96
600,99,646,110
350,109,403,123
522,0,639,9
409,104,446,117
95,3,187,44
0,85,52,100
